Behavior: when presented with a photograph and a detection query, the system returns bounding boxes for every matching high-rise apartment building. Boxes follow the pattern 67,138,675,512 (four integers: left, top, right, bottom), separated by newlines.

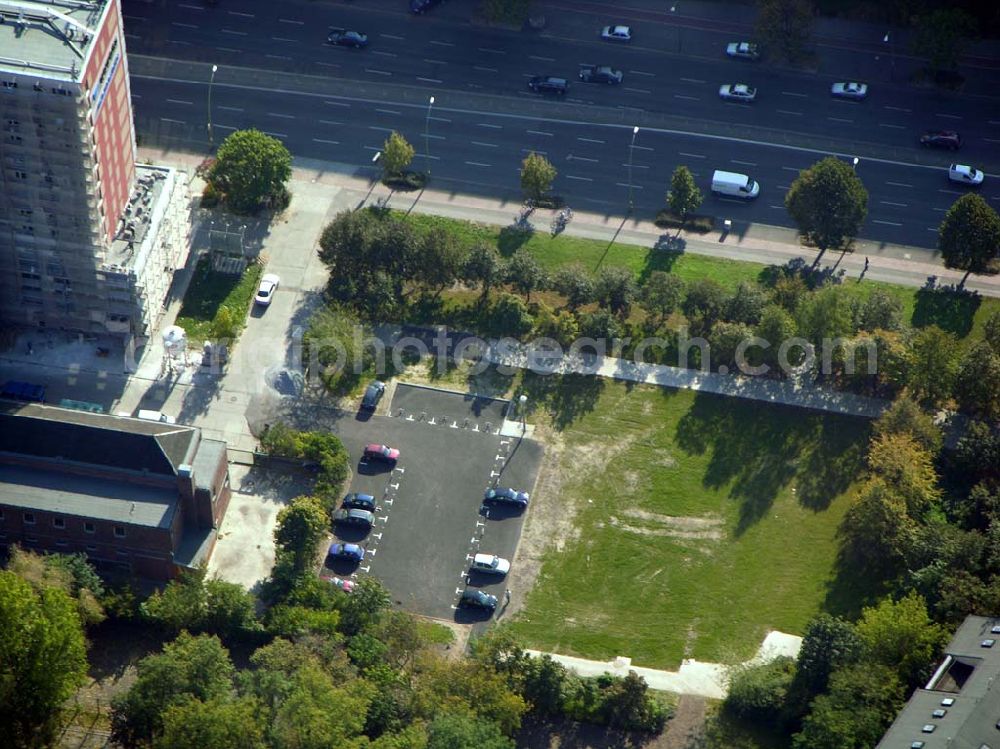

0,0,189,342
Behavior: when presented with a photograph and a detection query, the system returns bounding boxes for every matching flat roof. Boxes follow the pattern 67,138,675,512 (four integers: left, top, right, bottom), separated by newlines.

0,0,108,81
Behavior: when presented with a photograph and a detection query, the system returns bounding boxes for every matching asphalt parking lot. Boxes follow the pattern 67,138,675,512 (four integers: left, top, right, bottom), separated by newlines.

323,384,542,621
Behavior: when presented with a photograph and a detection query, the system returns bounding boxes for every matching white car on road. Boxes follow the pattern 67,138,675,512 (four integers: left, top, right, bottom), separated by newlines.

254,273,280,306
831,82,868,100
948,164,984,186
719,84,757,102
726,42,760,60
601,25,632,42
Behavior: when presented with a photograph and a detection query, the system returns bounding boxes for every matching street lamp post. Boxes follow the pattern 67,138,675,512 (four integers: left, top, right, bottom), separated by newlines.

519,394,527,433
671,5,680,54
424,95,435,180
883,33,895,82
627,126,639,215
852,157,859,171
207,64,218,148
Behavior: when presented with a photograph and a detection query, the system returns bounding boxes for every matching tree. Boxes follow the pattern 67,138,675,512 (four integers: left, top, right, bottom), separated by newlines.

709,321,756,371
533,306,579,347
785,157,869,254
506,248,545,302
577,308,623,342
906,325,960,407
639,271,685,326
914,9,976,73
754,0,814,63
154,696,265,749
415,229,467,296
271,664,371,749
867,432,940,517
599,671,666,732
724,657,796,726
681,278,728,335
724,281,768,325
274,496,329,574
462,244,506,303
839,478,918,577
794,614,862,697
7,546,105,626
755,304,800,371
984,311,1000,352
339,577,392,636
938,193,1000,285
594,266,638,316
552,263,595,310
520,152,557,203
873,394,942,454
796,285,855,347
426,711,513,749
111,632,235,746
666,165,703,221
414,658,526,735
209,129,292,214
0,570,87,748
857,288,904,332
856,592,949,687
490,293,534,337
953,341,1000,420
383,131,416,177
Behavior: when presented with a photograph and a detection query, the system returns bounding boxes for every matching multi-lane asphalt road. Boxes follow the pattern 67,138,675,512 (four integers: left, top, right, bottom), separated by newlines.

123,0,1000,250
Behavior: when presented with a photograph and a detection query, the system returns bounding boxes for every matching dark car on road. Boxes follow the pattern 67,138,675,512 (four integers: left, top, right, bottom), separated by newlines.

484,487,530,508
342,493,377,512
327,27,368,48
361,381,385,411
920,130,962,150
332,508,375,528
363,443,400,463
528,76,568,95
327,542,365,563
579,65,623,84
459,588,498,611
410,0,443,12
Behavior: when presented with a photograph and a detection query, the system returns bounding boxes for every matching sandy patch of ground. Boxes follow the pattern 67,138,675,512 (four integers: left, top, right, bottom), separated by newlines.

607,512,724,541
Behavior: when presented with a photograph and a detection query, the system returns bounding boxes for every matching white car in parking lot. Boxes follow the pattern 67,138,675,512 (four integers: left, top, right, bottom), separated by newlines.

470,553,511,575
719,83,756,102
831,81,868,100
948,164,984,186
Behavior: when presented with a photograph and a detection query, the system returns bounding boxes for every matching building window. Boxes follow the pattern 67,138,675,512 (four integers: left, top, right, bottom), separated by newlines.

14,170,27,180
114,526,126,538
23,512,35,525
8,134,22,145
84,522,95,534
52,517,65,529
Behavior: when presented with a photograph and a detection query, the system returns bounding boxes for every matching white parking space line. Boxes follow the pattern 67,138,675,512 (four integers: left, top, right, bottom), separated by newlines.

267,112,295,119
931,207,947,212
478,47,507,54
936,113,962,120
124,15,148,22
938,189,962,196
325,101,351,108
216,47,240,53
478,123,503,129
569,155,599,162
781,166,802,172
318,119,341,125
262,131,287,139
566,175,594,181
279,18,305,25
620,163,650,169
886,181,913,188
474,66,499,72
159,118,185,124
777,109,802,116
879,200,908,207
615,183,643,189
167,39,191,45
422,58,446,64
429,115,451,122
465,161,492,167
366,69,392,76
926,227,939,232
884,105,911,113
380,33,404,39
769,204,784,210
984,138,1000,144
679,152,706,159
625,86,652,94
166,98,193,105
989,120,1000,125
879,123,905,129
375,108,401,115
777,185,791,190
429,40,455,46
228,10,254,17
781,91,808,97
828,117,853,123
530,55,556,62
266,54,292,61
679,77,705,84
521,148,547,155
472,141,499,147
417,77,443,83
172,21,197,28
131,94,142,99
372,51,398,58
873,219,903,226
426,134,446,140
528,130,553,136
218,105,243,112
578,137,605,143
177,2,201,8
313,138,340,145
731,160,757,166
368,126,394,132
633,145,654,151
674,94,699,101
271,36,297,43
221,28,247,35
629,70,655,76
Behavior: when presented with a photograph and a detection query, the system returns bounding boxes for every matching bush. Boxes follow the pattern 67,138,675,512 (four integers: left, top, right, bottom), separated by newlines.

201,181,220,208
654,209,714,233
490,293,535,337
259,425,350,510
724,656,796,727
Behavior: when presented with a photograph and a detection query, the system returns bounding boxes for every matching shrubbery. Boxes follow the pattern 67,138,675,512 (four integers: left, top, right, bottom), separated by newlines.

259,424,349,508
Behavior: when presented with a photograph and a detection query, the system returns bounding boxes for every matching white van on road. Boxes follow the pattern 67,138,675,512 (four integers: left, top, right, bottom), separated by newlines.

711,170,760,199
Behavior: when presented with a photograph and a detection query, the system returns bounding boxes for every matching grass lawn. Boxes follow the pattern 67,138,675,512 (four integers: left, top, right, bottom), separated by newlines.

508,379,869,670
174,256,263,344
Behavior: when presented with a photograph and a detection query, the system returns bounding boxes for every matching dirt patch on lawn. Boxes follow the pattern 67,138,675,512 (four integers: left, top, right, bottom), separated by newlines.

607,512,724,541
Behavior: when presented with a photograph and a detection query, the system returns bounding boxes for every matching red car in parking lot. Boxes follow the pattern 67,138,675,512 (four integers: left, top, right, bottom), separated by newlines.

363,443,400,463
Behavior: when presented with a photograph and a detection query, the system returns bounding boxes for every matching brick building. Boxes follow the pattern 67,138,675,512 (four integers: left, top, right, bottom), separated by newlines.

0,401,232,580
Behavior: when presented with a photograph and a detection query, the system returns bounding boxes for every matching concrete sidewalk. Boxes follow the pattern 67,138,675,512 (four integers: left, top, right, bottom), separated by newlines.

526,630,803,698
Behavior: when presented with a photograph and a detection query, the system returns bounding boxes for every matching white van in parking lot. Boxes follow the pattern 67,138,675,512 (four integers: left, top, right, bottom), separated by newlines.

136,409,176,424
711,170,760,199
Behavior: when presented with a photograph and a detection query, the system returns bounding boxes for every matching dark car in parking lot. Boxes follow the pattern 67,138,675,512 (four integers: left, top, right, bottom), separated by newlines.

332,508,375,528
327,542,365,563
364,443,400,463
484,487,530,508
920,130,962,150
361,381,385,411
528,76,568,95
459,588,498,611
327,27,368,48
342,493,377,512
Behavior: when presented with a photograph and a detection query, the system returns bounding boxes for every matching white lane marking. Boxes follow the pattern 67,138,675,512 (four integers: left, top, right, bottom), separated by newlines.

430,40,455,46
679,77,705,84
879,200,908,207
633,145,654,151
166,98,193,105
363,146,381,152
731,159,756,166
271,36,297,43
777,185,791,190
674,94,699,101
172,21,197,29
313,138,340,144
521,148,548,154
266,54,292,61
781,166,802,172
569,155,599,162
983,138,1000,144
367,69,392,76
828,117,853,123
879,123,905,129
422,58,446,64
989,120,1000,125
267,112,295,119
873,219,903,226
177,3,201,8
528,130,553,136
936,113,962,120
530,55,556,62
478,123,503,129
781,91,808,97
615,183,643,189
381,33,404,40
629,70,655,76
372,51,398,58
429,115,451,122
777,109,802,116
221,28,248,35
325,101,351,107
426,134,446,140
279,18,305,25
625,87,652,94
319,119,341,125
375,108,401,114
216,47,240,53
679,152,706,159
620,163,650,169
368,126,394,132
938,189,962,195
578,137,605,143
885,181,913,188
478,47,507,54
417,77,443,83
926,227,939,232
167,39,191,45
884,105,911,113
474,66,499,72
124,15,148,22
472,141,499,148
218,105,244,112
769,204,784,209
131,94,142,99
566,175,594,181
228,10,255,17
159,118,185,124
931,207,947,212
125,33,141,40
465,161,491,167
262,131,287,138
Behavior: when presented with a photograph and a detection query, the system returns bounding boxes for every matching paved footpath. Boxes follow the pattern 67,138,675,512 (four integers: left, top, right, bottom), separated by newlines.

526,630,803,699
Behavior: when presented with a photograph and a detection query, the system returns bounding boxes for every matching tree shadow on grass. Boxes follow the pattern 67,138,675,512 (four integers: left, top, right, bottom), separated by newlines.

638,241,682,284
912,283,982,337
498,224,534,256
823,551,894,620
674,394,868,536
522,371,605,431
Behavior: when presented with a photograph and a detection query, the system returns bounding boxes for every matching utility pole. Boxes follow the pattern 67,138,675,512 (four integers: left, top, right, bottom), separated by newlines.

207,64,218,147
424,95,435,180
627,126,639,215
